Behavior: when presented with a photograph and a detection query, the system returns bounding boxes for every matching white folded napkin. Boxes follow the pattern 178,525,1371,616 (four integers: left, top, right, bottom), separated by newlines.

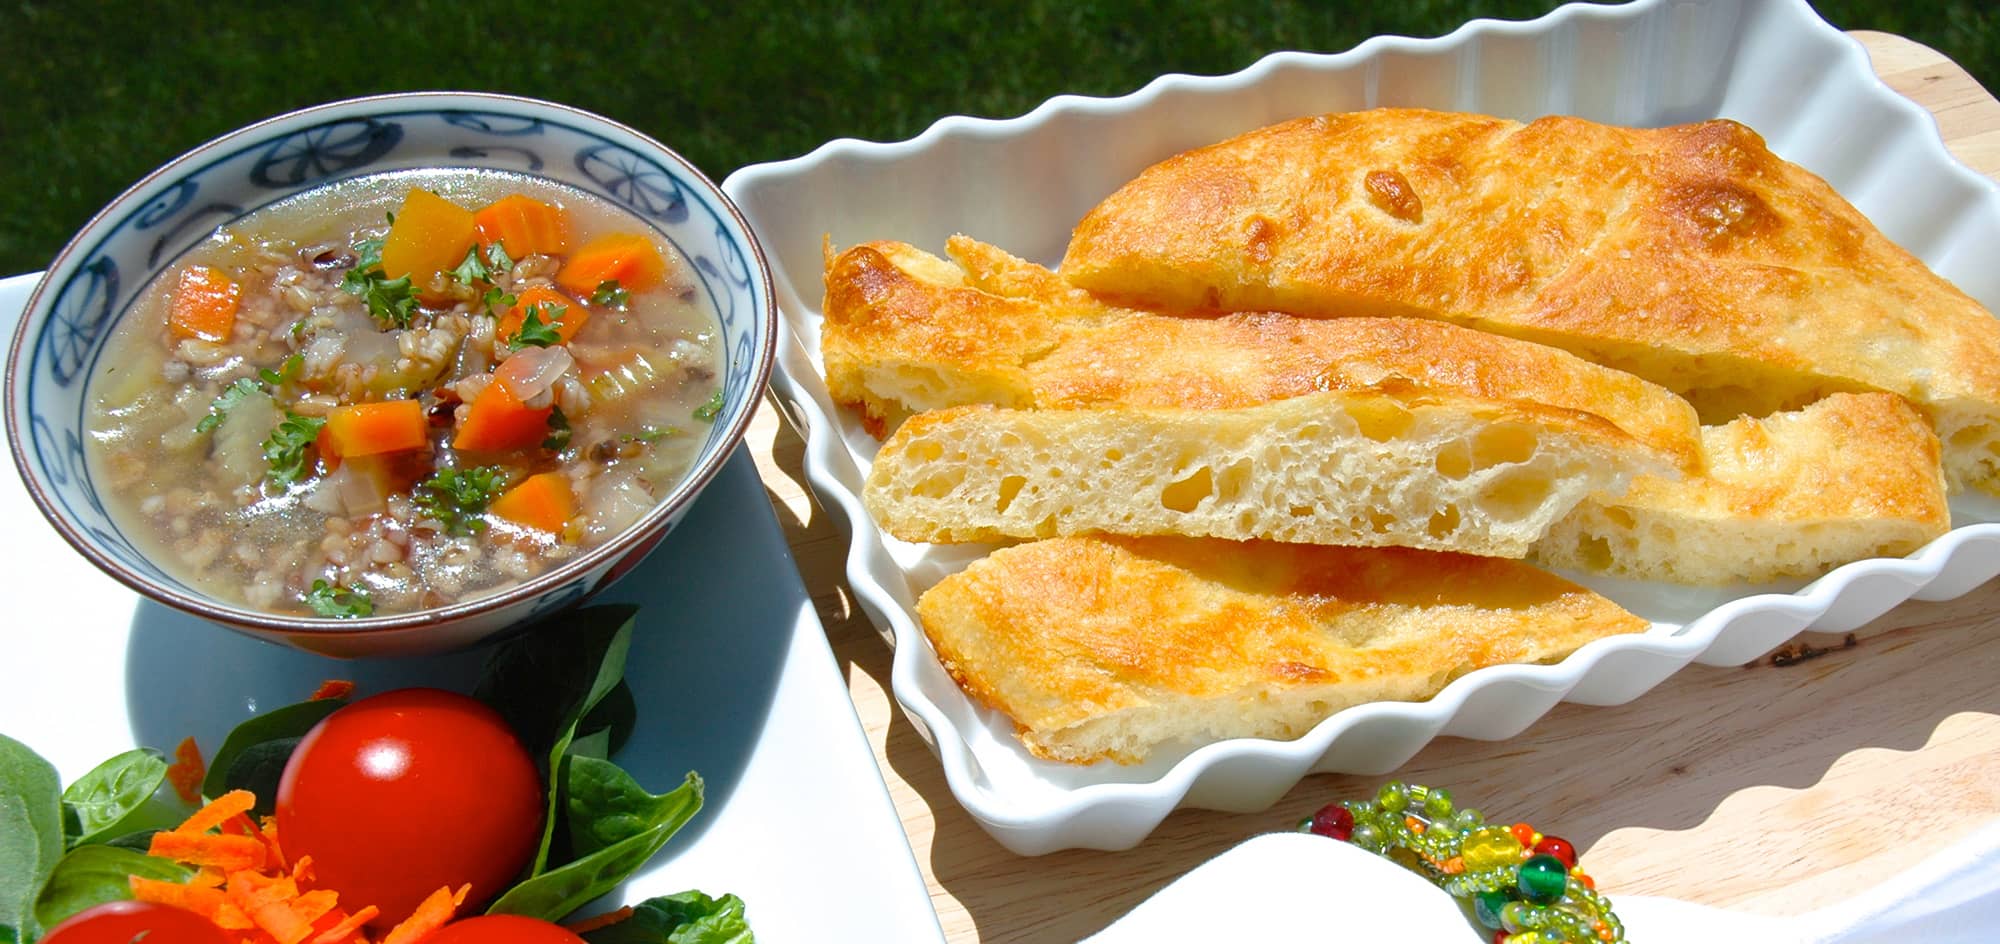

1089,821,2000,943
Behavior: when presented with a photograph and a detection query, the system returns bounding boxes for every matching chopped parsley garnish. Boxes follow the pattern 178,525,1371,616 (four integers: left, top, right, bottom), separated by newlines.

590,279,631,310
340,225,418,328
258,353,305,387
507,303,565,350
543,405,572,452
197,355,307,434
621,426,679,443
449,244,492,286
304,580,373,619
195,377,263,434
263,413,326,487
484,241,514,276
351,234,385,272
412,465,505,536
482,286,517,318
342,268,419,328
693,390,725,422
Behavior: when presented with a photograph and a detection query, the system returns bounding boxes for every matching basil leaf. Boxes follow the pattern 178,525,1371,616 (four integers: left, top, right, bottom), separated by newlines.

32,845,190,931
487,769,700,922
201,698,345,804
60,749,167,847
0,734,63,943
582,891,754,944
474,605,636,874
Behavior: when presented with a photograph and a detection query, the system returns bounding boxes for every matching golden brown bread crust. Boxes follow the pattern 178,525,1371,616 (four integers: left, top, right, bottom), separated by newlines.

822,237,1703,471
918,536,1648,764
1058,108,2000,490
1534,392,1950,584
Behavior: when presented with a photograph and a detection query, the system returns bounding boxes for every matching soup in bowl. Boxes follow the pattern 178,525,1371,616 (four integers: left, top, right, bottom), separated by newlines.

7,93,775,655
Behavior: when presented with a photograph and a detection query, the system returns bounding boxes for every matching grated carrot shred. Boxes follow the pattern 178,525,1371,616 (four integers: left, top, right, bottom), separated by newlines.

563,906,635,935
150,830,268,871
167,736,207,805
311,905,379,944
178,790,258,836
310,680,356,701
379,885,467,944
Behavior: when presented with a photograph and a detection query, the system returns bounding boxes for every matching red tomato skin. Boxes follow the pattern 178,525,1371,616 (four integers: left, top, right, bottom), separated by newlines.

40,900,231,944
275,688,543,928
425,915,589,944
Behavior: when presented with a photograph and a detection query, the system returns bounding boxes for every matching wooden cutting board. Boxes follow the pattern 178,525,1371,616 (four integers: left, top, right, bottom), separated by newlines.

739,29,2000,942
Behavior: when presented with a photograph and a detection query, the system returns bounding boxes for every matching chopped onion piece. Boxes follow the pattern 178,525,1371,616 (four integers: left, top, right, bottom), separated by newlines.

494,345,574,408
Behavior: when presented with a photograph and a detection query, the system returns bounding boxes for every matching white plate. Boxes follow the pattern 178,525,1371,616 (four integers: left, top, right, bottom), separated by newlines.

723,0,2000,855
0,269,944,942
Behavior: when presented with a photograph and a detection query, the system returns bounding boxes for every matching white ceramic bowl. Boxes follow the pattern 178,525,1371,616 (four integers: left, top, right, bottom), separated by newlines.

7,93,776,657
724,0,2000,853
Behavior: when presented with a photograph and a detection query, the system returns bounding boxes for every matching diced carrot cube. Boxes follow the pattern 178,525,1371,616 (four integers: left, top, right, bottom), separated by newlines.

169,266,242,342
556,233,666,296
452,381,553,453
325,401,428,457
380,190,477,283
497,286,589,344
475,194,571,259
489,472,574,534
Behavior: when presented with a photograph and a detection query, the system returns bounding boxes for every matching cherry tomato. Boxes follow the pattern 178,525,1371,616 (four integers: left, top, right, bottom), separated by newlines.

276,688,543,927
425,915,588,944
40,900,231,944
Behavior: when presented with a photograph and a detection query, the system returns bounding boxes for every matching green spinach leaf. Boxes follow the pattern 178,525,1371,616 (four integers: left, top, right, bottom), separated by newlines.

580,891,753,944
568,680,636,761
561,757,700,860
32,845,189,931
486,770,700,922
474,605,637,874
60,749,167,847
201,698,346,802
0,734,63,944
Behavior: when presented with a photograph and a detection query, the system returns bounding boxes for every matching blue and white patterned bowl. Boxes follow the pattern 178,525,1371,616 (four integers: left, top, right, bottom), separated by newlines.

4,92,776,656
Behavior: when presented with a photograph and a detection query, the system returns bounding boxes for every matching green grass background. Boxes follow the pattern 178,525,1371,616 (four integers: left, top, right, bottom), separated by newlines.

1,0,1993,276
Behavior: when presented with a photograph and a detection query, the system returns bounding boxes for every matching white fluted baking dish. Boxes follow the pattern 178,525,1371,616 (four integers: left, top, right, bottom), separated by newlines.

722,0,2000,854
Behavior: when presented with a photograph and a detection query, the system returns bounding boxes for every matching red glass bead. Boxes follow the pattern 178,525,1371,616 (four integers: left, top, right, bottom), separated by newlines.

1533,835,1579,868
1309,803,1355,841
1492,931,1511,943
1510,822,1537,846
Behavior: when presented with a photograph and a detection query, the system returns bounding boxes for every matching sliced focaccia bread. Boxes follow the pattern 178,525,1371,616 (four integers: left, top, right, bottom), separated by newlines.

822,237,1702,470
1058,108,2000,494
1534,392,1950,584
917,536,1647,765
868,392,1658,557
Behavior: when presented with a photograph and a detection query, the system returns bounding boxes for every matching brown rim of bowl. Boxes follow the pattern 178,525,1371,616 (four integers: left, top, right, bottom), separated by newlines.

5,91,778,639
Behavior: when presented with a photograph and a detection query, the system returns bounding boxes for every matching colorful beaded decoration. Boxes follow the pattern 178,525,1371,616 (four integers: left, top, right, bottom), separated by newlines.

1296,782,1626,944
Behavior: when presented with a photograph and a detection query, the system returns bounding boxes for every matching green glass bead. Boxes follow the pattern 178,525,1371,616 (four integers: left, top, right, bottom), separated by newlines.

1429,819,1459,841
1350,822,1384,849
1500,901,1530,933
1424,786,1454,818
1296,816,1314,833
1462,825,1524,870
1473,890,1511,929
1517,854,1569,905
1453,807,1485,831
1377,781,1410,812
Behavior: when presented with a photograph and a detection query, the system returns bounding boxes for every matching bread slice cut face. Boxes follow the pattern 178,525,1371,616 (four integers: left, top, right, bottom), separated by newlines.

828,238,1702,555
1534,392,1951,584
917,536,1648,765
1058,109,2000,494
